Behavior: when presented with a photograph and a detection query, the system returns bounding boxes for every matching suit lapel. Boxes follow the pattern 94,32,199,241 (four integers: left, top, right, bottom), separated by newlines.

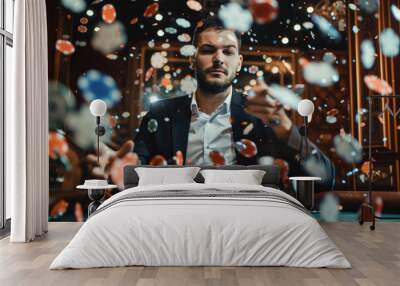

230,91,259,165
172,96,192,162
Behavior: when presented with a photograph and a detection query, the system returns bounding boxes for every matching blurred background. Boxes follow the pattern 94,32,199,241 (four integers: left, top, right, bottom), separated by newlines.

46,0,400,221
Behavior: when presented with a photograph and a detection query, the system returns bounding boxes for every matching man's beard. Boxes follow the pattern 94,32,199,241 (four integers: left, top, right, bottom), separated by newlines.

195,67,236,94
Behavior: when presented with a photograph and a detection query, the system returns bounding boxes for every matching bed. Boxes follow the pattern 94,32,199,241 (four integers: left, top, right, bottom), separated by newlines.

50,165,351,269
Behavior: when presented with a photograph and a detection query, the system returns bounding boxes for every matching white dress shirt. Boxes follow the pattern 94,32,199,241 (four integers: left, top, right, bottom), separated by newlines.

185,92,237,165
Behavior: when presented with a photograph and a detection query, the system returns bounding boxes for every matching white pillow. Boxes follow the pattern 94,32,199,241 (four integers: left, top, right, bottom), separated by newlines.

200,169,266,185
135,167,201,186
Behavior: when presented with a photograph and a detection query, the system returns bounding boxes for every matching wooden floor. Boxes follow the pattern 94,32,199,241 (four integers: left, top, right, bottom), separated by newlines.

0,222,399,286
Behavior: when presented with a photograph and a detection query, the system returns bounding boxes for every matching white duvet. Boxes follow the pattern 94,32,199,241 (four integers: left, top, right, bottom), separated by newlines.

50,183,351,269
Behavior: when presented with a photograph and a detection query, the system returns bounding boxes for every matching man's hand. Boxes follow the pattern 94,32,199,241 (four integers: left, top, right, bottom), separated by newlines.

86,140,140,182
245,80,293,142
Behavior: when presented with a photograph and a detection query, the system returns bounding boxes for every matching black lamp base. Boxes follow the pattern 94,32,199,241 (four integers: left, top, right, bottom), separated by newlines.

294,180,315,211
358,203,376,231
95,125,106,136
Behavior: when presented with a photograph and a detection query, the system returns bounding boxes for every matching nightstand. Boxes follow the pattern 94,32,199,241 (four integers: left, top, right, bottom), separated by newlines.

77,180,118,216
289,176,321,211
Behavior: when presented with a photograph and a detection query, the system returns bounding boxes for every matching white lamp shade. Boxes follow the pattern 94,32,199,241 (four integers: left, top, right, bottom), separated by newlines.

297,99,314,117
89,99,107,117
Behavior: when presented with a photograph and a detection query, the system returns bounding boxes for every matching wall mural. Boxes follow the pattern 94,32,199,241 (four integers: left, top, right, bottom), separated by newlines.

47,0,400,221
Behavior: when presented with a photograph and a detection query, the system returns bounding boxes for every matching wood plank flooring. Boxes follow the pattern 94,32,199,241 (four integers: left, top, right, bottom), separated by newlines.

0,222,399,286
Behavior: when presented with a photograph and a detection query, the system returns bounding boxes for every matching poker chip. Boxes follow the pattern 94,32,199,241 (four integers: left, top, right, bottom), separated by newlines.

145,67,156,82
102,4,117,24
209,150,226,166
186,0,202,11
359,0,379,14
176,18,191,28
49,132,69,159
248,65,259,74
48,81,76,129
320,194,339,222
178,33,191,42
361,40,375,69
80,17,89,25
180,45,196,57
333,134,363,164
180,76,197,94
267,84,301,110
327,108,339,116
150,155,167,166
361,161,370,174
234,139,258,158
392,4,400,21
150,52,168,69
143,3,159,18
165,27,177,34
248,0,279,24
311,15,341,41
130,17,139,25
77,25,88,33
56,39,75,55
61,0,86,13
243,123,254,136
322,52,337,64
147,119,158,133
91,21,127,54
379,28,400,57
364,75,393,95
326,116,337,124
78,70,122,107
50,200,69,218
303,61,339,87
218,2,253,33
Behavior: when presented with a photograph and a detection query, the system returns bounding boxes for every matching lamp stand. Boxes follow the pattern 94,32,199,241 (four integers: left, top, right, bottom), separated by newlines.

96,116,100,165
304,116,308,159
94,116,106,166
358,96,376,230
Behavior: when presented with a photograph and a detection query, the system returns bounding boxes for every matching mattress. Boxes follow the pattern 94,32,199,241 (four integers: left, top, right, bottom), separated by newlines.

50,183,351,269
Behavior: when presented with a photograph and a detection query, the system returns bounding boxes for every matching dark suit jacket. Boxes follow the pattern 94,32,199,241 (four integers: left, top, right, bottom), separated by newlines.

134,91,335,191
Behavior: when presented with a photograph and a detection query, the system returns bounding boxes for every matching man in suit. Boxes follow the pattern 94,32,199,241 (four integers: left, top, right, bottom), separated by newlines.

132,17,335,190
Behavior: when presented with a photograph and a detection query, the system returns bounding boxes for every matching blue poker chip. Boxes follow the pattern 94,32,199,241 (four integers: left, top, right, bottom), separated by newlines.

78,70,121,108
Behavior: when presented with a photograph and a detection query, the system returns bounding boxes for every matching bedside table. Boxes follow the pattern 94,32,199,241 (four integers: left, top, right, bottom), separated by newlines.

289,176,321,211
77,180,118,216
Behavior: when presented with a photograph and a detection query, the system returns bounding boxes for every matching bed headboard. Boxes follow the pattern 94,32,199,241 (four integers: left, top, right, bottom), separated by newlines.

123,165,281,189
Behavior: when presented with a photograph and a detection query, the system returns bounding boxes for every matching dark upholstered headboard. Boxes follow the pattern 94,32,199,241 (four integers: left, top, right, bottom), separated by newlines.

123,165,281,189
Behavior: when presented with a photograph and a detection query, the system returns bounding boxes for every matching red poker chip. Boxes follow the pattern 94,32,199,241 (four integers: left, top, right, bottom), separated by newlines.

364,75,393,95
102,4,117,24
249,0,279,24
237,139,258,158
209,150,225,166
145,67,155,82
55,39,75,55
150,154,167,166
49,132,69,159
130,17,139,25
143,3,159,18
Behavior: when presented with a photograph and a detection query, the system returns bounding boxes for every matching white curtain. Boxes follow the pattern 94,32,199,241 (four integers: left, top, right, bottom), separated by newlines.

6,0,49,242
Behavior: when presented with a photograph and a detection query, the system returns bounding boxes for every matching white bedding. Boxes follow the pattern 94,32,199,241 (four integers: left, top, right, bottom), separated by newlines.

50,183,351,269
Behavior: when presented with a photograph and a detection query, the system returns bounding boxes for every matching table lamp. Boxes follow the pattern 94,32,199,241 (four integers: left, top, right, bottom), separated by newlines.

291,99,319,210
89,99,107,165
297,99,314,159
